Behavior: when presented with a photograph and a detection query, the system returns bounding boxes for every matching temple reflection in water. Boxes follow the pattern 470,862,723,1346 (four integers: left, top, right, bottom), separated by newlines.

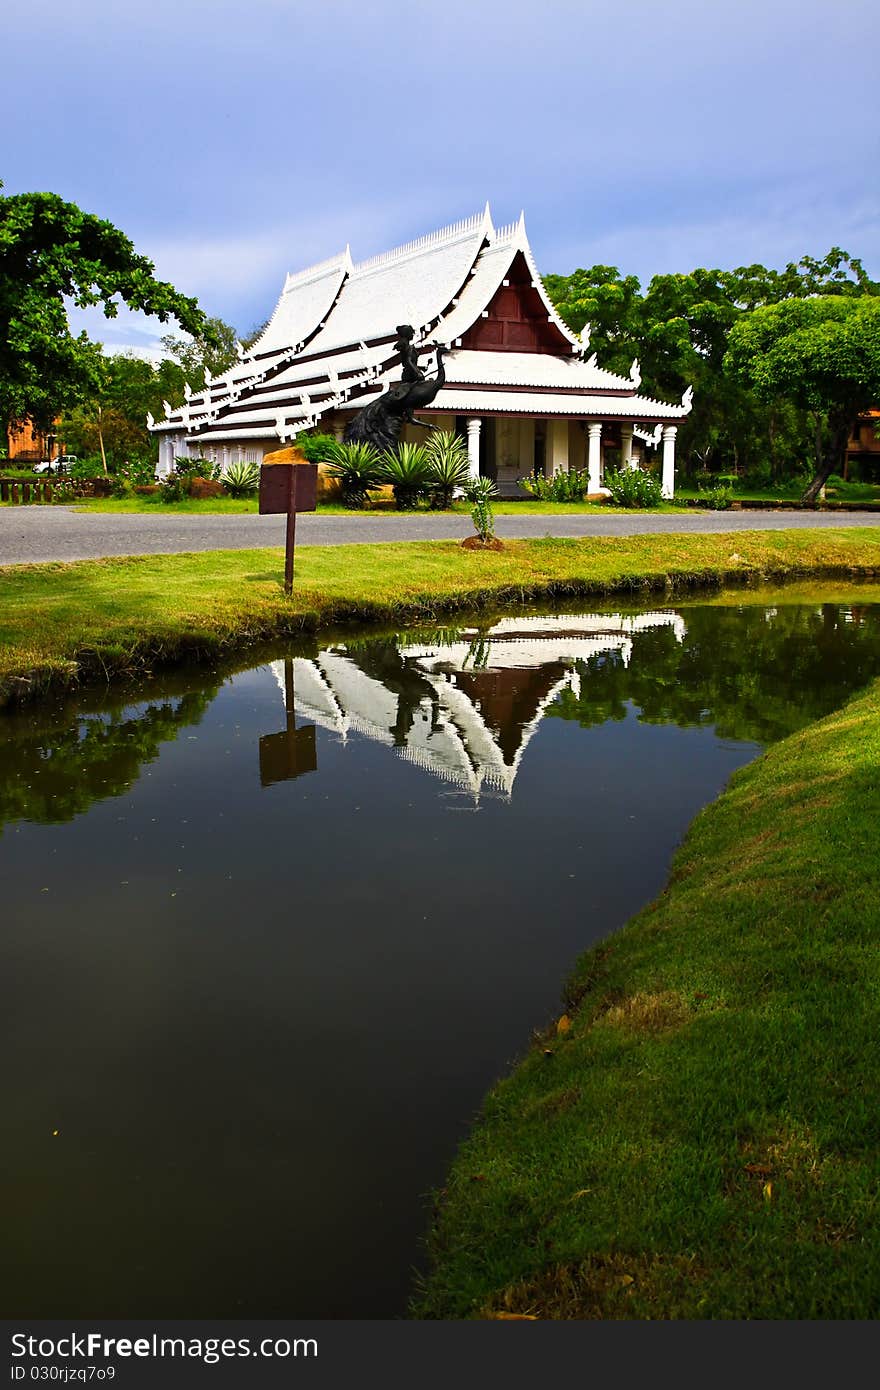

270,611,686,802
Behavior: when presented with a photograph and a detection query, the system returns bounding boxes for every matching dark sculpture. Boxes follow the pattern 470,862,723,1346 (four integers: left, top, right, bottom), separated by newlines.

343,327,446,454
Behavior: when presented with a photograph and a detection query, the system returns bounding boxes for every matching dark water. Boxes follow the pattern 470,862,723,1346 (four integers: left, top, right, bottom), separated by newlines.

3,594,880,1318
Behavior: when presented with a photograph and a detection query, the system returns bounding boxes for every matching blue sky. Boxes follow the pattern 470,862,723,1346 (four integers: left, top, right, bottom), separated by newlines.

5,0,878,356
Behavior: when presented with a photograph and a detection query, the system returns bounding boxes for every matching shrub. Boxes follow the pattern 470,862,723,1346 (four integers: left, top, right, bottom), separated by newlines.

425,431,471,508
187,478,224,500
465,475,498,541
379,442,432,509
520,467,591,502
323,440,383,507
70,455,107,480
117,457,157,488
174,455,220,481
741,463,772,491
604,467,664,508
695,483,735,509
222,460,261,497
160,474,185,503
294,432,339,464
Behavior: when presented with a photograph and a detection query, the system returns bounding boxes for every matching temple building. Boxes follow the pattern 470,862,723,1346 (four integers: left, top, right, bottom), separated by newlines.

150,207,692,497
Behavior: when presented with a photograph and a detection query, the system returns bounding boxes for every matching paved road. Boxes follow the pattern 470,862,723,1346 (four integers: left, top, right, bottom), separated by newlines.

2,505,880,567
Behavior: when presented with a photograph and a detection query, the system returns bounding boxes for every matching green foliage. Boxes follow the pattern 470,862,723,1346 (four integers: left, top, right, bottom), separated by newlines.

173,455,220,481
222,460,260,497
159,316,239,391
520,467,592,502
424,430,471,508
379,442,432,509
69,455,107,480
294,432,339,464
604,467,664,508
465,475,498,540
544,248,879,485
542,265,643,376
0,186,206,432
725,297,880,500
159,474,185,503
323,440,383,507
696,482,735,509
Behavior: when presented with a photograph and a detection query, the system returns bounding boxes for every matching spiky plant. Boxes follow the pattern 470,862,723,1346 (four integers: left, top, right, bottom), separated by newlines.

323,440,383,508
222,460,261,497
425,430,471,508
464,475,498,541
379,442,432,509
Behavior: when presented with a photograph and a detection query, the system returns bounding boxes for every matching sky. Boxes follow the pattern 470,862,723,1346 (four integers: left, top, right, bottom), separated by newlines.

4,0,879,358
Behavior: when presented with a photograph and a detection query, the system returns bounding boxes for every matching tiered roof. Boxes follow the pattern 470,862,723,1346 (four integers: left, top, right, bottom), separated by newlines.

151,207,691,446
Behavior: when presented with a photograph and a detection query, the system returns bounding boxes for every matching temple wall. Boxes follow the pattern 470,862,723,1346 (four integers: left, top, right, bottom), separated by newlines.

568,421,586,474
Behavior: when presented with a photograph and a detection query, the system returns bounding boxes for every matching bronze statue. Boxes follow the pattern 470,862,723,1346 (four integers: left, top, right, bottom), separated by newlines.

344,327,446,453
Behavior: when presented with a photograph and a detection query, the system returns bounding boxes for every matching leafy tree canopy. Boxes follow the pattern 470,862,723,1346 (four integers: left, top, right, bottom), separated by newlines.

0,186,209,431
160,315,240,391
725,296,880,499
543,248,879,480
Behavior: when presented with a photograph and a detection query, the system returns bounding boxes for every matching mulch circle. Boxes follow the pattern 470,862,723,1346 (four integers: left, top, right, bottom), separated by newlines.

461,535,505,552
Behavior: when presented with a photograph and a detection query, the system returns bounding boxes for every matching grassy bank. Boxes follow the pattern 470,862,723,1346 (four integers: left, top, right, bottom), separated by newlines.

9,496,686,515
416,678,880,1320
3,529,880,707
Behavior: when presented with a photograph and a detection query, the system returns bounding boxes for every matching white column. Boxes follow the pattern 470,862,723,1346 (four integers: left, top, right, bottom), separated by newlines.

661,426,677,499
620,423,635,470
466,418,482,482
587,422,602,493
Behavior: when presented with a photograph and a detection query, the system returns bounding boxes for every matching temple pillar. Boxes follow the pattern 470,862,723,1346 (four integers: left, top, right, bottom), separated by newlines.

466,418,482,482
587,422,602,492
661,426,677,499
620,423,635,470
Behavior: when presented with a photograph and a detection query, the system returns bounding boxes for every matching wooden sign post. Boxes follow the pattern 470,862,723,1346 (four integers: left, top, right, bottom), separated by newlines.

259,460,318,594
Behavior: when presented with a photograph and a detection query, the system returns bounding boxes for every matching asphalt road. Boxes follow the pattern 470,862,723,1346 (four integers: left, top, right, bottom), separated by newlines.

2,505,880,567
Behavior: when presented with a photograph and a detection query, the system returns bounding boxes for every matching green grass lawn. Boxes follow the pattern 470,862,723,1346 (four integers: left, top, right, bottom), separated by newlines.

3,529,880,707
20,495,686,516
416,674,880,1319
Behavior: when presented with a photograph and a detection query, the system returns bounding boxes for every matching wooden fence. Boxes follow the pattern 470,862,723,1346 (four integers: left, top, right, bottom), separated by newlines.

0,477,112,504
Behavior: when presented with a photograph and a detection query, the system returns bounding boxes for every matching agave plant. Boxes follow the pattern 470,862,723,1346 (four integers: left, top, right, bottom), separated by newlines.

222,459,261,497
425,430,471,508
323,440,383,508
379,442,432,509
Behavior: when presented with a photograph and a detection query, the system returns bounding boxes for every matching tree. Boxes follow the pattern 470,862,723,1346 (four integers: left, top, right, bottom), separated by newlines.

543,250,878,481
239,318,270,351
0,186,208,434
60,351,188,469
160,315,239,390
725,297,880,501
542,265,643,377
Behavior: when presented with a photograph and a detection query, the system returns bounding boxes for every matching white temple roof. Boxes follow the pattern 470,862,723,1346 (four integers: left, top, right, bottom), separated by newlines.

152,206,691,443
253,249,352,355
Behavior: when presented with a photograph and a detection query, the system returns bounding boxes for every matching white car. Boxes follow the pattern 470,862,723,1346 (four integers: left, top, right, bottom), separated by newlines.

34,455,77,475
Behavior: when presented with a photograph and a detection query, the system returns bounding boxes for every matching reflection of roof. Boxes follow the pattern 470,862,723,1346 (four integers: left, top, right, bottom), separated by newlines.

270,611,685,803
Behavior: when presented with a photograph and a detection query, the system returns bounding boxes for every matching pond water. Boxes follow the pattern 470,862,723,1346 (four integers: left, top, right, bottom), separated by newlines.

3,591,880,1318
